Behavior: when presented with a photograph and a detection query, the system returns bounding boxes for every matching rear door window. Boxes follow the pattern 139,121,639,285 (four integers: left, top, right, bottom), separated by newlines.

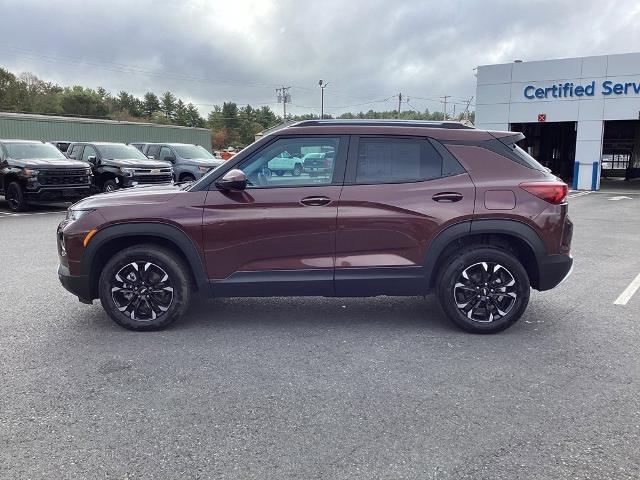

354,137,442,183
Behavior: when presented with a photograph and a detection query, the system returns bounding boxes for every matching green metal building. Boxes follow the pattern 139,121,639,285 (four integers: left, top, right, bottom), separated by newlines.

0,112,212,150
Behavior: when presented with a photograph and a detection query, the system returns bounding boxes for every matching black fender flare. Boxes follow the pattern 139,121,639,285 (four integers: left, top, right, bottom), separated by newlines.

81,221,209,293
423,218,546,288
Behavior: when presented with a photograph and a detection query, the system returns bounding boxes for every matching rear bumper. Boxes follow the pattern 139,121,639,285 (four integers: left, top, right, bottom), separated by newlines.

536,253,573,291
58,263,93,303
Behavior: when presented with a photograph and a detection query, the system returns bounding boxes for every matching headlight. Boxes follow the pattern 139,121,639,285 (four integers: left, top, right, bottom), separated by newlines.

67,208,95,221
120,167,136,177
22,168,39,177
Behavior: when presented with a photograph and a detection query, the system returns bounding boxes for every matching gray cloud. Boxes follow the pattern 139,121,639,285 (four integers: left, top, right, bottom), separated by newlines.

1,0,639,116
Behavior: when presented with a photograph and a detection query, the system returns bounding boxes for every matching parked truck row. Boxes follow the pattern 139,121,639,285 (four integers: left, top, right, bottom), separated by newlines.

0,140,224,211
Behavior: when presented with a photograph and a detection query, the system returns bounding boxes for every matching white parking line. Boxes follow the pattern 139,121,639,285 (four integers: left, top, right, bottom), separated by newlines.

568,191,592,199
0,210,66,218
614,272,640,305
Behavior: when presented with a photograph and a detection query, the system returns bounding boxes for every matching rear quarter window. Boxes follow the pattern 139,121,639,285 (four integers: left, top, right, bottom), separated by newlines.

511,144,548,172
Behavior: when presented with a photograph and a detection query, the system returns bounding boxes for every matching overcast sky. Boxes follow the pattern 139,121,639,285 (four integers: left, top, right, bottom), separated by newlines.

1,0,639,117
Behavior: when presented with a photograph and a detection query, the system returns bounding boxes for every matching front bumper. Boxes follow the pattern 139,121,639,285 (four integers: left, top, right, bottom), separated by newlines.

58,263,93,303
25,185,92,201
536,253,573,291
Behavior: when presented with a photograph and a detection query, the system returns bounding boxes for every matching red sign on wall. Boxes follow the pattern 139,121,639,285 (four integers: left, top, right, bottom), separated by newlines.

537,114,546,122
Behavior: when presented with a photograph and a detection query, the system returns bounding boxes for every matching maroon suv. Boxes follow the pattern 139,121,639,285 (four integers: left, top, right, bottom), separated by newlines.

57,120,573,333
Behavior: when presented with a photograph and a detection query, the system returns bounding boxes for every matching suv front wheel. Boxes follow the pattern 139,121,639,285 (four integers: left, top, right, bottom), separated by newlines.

98,244,192,331
437,247,530,333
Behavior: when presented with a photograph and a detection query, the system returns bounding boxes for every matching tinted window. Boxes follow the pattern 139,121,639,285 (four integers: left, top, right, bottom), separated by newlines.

82,145,97,161
356,137,442,183
237,137,340,188
96,144,148,160
159,146,172,160
512,144,548,172
173,145,214,159
146,145,161,159
68,145,83,159
5,143,67,160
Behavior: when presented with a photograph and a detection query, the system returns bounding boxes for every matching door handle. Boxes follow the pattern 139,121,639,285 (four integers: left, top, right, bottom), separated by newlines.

300,196,331,206
432,192,463,203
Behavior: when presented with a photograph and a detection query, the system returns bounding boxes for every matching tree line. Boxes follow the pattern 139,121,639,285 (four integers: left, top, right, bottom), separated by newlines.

0,67,472,148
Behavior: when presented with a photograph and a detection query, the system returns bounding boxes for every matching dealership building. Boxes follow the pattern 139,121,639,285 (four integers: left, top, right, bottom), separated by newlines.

475,52,640,190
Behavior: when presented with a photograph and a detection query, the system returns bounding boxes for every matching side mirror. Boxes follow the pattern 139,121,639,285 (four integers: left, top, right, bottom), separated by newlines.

215,169,247,191
164,156,176,164
87,155,97,164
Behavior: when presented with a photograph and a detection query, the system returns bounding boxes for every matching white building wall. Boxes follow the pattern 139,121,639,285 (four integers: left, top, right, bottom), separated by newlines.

475,52,640,190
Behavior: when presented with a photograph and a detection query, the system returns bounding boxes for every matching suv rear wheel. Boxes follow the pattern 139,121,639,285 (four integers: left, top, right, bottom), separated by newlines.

437,247,530,333
98,244,191,331
6,181,28,212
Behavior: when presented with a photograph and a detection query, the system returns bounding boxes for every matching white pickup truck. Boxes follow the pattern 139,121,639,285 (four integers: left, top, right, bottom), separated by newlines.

267,151,303,176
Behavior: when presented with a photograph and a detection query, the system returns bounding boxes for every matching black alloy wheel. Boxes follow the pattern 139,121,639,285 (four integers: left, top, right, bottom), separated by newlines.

6,182,28,212
98,244,191,331
437,247,530,333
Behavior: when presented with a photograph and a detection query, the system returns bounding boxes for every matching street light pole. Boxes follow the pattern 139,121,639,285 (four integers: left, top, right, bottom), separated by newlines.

319,80,329,119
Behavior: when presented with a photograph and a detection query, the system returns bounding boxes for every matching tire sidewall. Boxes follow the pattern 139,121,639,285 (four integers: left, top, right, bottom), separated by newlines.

103,180,118,193
437,247,530,333
7,182,28,211
98,245,191,331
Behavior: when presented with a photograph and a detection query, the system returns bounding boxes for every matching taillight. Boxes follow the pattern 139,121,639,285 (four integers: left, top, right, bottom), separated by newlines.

519,181,568,204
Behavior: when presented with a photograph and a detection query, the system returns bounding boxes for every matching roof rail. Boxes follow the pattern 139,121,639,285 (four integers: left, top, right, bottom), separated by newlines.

291,119,473,129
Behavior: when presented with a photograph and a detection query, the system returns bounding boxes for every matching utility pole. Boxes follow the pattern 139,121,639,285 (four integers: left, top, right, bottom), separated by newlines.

397,92,402,118
276,86,291,120
319,80,329,119
463,96,474,123
440,95,451,120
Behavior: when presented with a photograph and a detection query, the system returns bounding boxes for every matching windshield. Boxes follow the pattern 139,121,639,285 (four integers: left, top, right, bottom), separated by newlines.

97,144,149,160
5,142,67,160
173,145,214,159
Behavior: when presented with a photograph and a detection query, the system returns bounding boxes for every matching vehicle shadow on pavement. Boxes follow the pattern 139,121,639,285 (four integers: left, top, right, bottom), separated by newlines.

0,199,69,213
169,295,455,333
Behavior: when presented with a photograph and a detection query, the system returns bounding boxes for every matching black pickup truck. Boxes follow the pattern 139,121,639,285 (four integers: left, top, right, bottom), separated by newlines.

66,142,173,192
0,140,92,211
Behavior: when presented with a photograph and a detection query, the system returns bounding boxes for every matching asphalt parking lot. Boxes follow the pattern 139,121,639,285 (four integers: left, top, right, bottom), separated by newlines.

1,192,639,479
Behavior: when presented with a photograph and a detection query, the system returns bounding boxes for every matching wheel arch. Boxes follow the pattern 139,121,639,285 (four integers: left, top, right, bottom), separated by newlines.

82,222,208,299
425,219,546,290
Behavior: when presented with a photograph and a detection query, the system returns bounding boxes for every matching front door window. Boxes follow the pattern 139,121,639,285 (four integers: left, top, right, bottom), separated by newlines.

237,137,340,187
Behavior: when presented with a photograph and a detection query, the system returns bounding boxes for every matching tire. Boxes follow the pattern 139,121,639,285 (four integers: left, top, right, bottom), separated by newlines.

292,164,303,176
275,171,284,176
180,173,196,182
436,247,530,334
98,244,192,331
5,181,28,212
103,179,118,193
